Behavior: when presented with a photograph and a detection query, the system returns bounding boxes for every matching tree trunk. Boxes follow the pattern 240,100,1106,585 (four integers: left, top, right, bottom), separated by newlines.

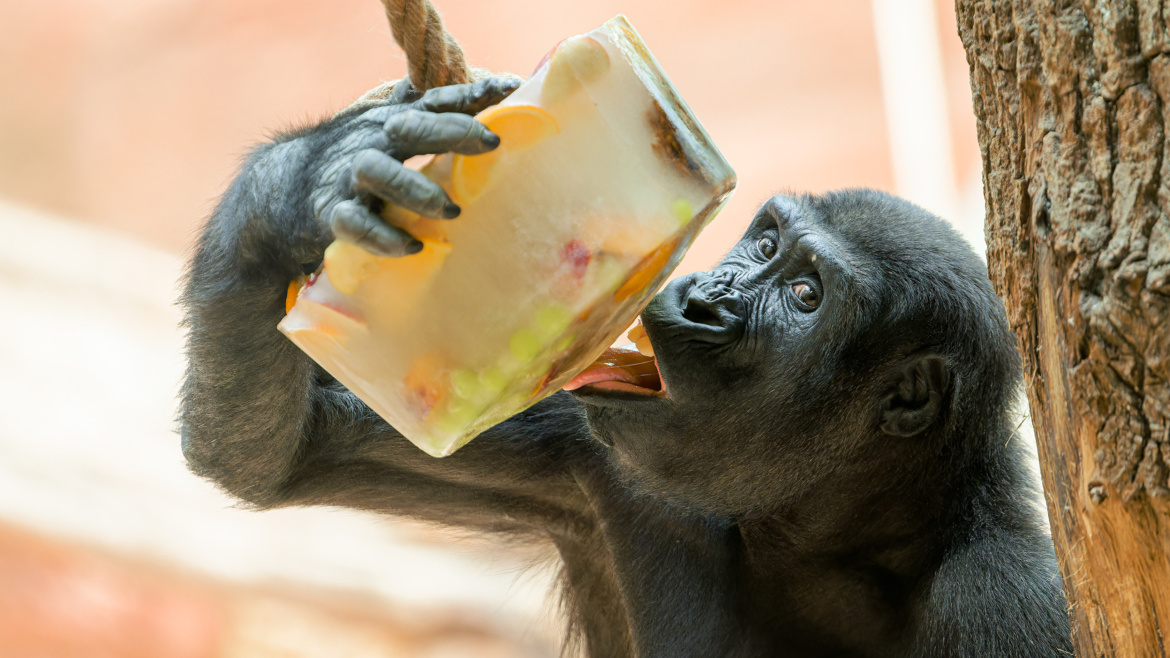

956,1,1170,655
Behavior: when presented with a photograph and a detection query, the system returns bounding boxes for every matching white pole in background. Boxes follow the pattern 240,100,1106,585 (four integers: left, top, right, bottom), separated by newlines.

870,0,979,250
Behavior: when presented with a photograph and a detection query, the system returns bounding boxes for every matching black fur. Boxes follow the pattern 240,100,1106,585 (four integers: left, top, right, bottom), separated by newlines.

181,85,1072,656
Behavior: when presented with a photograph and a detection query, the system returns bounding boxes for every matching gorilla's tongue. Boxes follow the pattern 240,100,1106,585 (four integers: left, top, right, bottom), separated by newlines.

563,346,663,395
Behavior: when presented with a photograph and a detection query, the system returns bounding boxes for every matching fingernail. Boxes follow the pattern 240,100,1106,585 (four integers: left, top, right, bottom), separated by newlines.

483,131,500,148
406,240,424,254
442,202,461,219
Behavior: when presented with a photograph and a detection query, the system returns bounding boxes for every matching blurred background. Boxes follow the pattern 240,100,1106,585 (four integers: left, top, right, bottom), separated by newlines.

0,0,988,655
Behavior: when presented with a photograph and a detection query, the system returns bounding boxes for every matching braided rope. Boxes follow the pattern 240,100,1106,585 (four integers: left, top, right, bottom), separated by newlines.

380,0,472,91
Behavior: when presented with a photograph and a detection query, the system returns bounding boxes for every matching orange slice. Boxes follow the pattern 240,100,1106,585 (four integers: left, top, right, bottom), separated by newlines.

451,105,559,204
614,240,675,303
285,276,305,314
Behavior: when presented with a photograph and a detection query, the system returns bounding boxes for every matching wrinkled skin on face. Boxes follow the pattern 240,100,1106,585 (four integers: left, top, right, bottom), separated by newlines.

576,191,1014,519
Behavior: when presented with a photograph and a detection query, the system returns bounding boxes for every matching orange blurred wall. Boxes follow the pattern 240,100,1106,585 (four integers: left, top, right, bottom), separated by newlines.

0,0,920,270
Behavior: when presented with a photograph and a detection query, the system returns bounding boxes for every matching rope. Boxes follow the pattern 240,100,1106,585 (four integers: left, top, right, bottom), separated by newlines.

379,0,472,91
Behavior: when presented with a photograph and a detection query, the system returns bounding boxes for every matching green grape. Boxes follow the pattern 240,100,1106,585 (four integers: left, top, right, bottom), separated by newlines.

435,397,483,436
479,366,509,394
672,198,694,226
533,304,574,340
450,368,482,400
510,328,543,361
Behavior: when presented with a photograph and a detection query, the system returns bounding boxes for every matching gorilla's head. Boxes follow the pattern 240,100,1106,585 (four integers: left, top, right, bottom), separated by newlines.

570,190,1023,516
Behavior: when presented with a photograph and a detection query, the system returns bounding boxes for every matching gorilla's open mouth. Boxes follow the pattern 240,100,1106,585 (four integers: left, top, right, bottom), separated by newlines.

563,346,664,397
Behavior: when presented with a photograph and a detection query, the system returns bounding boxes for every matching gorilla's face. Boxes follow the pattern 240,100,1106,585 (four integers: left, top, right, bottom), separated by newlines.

570,192,965,514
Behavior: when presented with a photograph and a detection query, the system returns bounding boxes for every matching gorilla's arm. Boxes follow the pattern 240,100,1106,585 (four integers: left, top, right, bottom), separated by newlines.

179,79,594,532
578,470,747,657
912,518,1072,656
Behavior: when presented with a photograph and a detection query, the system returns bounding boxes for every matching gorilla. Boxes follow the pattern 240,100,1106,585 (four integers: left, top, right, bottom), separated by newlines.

180,78,1072,657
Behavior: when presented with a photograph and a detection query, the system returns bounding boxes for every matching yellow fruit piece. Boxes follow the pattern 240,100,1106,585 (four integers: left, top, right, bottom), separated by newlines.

635,335,655,357
627,323,647,343
541,36,610,105
324,241,382,295
451,105,559,204
626,324,654,355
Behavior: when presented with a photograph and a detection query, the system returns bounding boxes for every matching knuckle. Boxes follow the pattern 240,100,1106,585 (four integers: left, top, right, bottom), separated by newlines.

382,114,406,143
351,149,383,175
330,199,360,225
351,222,378,245
332,205,381,245
386,109,434,146
383,164,409,187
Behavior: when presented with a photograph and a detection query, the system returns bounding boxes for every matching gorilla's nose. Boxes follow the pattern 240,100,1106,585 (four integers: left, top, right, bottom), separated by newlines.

670,271,745,344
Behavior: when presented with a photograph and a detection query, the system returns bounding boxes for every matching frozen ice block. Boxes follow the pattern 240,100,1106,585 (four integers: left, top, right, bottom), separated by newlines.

280,15,736,456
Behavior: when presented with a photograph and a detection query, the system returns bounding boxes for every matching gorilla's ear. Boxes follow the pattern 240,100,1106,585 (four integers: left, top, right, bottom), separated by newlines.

879,353,951,437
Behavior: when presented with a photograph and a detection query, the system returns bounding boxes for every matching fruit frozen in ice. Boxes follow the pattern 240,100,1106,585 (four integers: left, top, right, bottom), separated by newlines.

324,241,382,295
534,304,574,340
404,352,448,418
286,277,305,314
671,198,694,226
615,238,677,303
280,15,737,457
451,105,559,204
541,36,611,105
627,323,655,357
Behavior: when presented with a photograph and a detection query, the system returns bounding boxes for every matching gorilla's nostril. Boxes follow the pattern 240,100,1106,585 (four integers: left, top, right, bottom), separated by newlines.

683,297,725,327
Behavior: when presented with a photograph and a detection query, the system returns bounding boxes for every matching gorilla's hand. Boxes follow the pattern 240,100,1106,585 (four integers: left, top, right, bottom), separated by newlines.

310,76,520,257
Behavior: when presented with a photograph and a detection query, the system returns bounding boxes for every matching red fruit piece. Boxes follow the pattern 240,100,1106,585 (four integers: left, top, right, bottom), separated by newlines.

561,239,592,280
404,353,448,418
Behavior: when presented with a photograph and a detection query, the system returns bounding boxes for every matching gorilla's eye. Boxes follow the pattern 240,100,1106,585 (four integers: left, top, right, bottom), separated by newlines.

757,237,778,259
792,282,820,309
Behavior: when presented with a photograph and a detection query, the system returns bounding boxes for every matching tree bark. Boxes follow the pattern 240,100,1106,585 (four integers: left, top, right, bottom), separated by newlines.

956,1,1170,655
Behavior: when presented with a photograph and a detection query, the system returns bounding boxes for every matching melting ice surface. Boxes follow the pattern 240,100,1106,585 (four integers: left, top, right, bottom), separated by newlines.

280,15,737,456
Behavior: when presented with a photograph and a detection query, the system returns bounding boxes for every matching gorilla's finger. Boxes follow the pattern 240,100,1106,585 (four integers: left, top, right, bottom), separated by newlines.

350,149,460,219
385,110,499,159
414,76,522,116
329,199,423,257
